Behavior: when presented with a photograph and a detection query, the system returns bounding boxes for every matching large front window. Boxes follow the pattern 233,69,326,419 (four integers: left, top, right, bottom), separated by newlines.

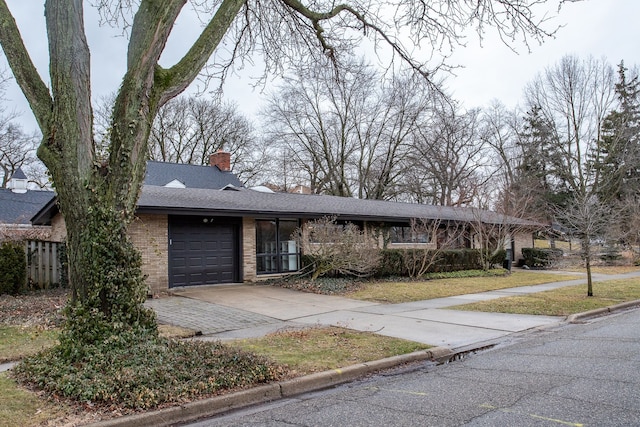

390,226,430,244
256,219,300,274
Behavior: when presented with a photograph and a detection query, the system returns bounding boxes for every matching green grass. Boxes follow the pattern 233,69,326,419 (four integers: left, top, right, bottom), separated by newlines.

231,327,429,375
346,271,581,304
0,373,75,426
453,277,640,316
0,326,59,363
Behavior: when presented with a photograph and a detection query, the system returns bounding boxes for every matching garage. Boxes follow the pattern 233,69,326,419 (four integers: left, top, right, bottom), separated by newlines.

168,216,240,287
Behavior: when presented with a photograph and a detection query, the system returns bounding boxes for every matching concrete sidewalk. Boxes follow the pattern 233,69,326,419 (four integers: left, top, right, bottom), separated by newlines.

147,269,640,350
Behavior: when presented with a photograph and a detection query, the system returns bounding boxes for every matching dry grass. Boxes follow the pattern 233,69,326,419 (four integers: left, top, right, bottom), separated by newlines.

453,277,640,316
0,373,99,427
231,326,429,376
346,271,581,304
563,265,640,275
0,326,59,363
158,324,198,339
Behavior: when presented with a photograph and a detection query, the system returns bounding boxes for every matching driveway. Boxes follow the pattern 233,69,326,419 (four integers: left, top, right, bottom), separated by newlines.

146,280,567,349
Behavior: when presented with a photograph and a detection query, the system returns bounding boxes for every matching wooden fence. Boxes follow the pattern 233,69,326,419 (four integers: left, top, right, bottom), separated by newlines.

25,240,65,288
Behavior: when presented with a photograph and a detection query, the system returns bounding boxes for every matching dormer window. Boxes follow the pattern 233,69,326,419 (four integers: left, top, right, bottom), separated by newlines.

164,179,186,188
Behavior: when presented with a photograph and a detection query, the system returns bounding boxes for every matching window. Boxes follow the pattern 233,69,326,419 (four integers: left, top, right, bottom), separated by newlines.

256,219,300,274
390,226,430,244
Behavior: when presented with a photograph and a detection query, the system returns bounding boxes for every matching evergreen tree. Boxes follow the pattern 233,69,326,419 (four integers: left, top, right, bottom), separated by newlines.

591,62,640,246
512,105,569,218
592,62,640,202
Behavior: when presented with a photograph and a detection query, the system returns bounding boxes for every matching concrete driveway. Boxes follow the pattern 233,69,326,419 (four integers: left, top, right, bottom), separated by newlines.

146,280,568,350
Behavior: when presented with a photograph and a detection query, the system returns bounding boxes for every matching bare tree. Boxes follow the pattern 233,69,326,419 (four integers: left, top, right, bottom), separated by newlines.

0,0,562,343
524,55,616,198
407,103,489,206
0,67,42,188
558,193,613,296
148,95,260,182
263,59,432,199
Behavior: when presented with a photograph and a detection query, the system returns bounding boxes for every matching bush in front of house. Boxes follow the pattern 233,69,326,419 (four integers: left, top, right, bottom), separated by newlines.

521,247,563,269
0,241,27,295
377,248,484,277
297,217,382,280
486,249,507,269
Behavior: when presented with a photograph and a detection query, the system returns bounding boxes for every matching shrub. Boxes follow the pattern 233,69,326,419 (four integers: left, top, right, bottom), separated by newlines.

521,247,563,269
599,246,622,265
377,249,407,277
298,217,381,280
377,248,483,277
487,249,507,269
0,241,26,295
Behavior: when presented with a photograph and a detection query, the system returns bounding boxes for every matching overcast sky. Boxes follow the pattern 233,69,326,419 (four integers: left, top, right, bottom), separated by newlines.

2,0,639,133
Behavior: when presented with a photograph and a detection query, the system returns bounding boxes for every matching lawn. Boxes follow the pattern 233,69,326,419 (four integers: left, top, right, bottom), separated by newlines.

0,326,59,363
346,271,581,304
0,373,83,427
452,277,640,316
231,327,429,376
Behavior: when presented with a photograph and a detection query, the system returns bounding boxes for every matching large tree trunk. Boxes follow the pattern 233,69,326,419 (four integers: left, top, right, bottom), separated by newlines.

0,0,245,347
36,0,157,345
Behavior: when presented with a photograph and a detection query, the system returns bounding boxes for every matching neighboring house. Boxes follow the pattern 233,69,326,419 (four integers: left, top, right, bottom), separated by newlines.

32,153,541,295
0,168,55,242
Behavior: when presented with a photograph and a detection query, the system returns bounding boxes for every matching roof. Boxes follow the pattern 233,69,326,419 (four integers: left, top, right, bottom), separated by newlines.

0,189,55,225
30,161,245,225
144,161,242,189
137,185,541,227
10,167,28,180
29,162,541,228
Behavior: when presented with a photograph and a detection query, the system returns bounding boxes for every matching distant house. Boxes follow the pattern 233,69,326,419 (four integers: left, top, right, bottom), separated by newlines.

0,168,55,241
32,152,541,295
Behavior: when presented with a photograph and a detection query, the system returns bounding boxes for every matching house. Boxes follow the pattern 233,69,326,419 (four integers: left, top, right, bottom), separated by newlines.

0,168,55,242
32,153,540,295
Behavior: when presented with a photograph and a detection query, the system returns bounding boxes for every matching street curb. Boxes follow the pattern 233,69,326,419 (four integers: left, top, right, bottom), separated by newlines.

566,299,640,323
85,347,454,427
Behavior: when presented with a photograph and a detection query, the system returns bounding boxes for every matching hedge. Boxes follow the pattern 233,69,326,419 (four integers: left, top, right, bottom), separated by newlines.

377,248,483,277
521,247,563,269
0,241,27,295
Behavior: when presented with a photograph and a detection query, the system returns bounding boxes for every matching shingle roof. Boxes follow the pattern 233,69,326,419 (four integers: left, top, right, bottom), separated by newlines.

144,161,242,189
0,189,55,225
137,185,540,227
10,168,28,180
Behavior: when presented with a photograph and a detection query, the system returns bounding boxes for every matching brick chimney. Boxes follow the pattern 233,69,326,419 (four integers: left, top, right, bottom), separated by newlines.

209,150,231,171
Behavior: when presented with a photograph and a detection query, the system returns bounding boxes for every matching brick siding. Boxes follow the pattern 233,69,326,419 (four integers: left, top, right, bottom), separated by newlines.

129,214,168,295
242,217,257,282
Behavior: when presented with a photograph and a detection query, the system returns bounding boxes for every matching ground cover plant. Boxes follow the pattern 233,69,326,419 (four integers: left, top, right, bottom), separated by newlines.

12,337,285,411
452,277,640,316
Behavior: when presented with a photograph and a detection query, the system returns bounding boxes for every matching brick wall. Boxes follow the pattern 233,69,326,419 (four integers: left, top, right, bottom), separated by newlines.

242,217,257,282
512,231,534,263
129,214,168,295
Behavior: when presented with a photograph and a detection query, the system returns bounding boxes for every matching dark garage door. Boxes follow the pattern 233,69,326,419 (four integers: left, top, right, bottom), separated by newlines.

169,216,240,287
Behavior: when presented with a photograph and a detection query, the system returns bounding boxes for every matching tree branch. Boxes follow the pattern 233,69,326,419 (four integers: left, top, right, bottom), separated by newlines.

154,0,247,107
0,0,52,131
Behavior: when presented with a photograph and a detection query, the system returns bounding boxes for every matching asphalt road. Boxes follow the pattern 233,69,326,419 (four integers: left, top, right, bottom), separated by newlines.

186,308,640,427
